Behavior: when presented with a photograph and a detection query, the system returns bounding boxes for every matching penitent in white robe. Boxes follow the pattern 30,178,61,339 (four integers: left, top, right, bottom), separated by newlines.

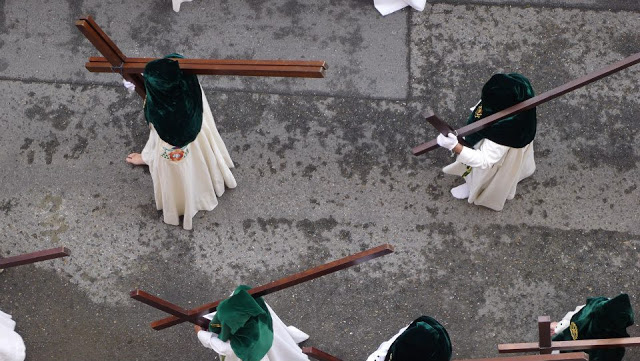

141,90,236,230
366,324,409,361
0,311,26,361
443,138,535,211
197,304,310,361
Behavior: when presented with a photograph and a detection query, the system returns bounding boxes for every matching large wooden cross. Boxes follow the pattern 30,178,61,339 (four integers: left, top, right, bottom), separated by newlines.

75,15,328,100
0,247,70,269
498,315,640,355
130,244,394,360
455,353,588,361
412,52,640,156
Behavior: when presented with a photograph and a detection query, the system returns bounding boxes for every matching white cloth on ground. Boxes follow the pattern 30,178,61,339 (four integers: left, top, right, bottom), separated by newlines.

374,0,426,16
0,310,26,361
443,138,535,211
141,89,236,230
197,304,310,361
366,325,409,361
172,0,192,12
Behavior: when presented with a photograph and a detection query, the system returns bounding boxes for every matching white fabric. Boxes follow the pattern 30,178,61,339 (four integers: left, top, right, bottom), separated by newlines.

172,0,192,12
197,304,310,361
374,0,426,16
450,183,470,199
555,304,586,334
122,79,135,93
141,90,236,230
457,139,509,169
443,138,535,211
551,304,586,354
366,325,409,361
0,311,26,361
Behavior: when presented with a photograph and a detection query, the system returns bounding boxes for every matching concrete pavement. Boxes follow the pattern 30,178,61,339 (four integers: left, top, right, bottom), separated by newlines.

0,1,638,360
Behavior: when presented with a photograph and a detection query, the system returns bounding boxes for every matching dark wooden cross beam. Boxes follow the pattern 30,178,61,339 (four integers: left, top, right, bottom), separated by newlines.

302,347,343,361
412,51,640,156
0,247,70,269
130,244,394,330
76,15,328,100
454,353,589,361
498,315,640,354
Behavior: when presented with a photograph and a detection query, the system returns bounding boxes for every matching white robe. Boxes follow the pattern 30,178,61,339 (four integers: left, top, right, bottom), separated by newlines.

374,0,426,16
366,325,409,361
141,90,236,230
443,138,535,211
0,311,26,361
197,304,310,361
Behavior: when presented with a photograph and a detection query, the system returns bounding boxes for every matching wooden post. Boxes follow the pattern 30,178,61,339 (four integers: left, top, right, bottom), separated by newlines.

0,247,70,269
538,316,552,354
75,15,146,98
130,244,394,330
412,51,640,155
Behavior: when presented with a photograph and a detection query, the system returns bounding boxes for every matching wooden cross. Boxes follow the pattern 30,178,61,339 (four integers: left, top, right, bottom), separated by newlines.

412,51,640,156
0,247,70,269
75,15,328,100
130,244,394,360
454,353,588,361
498,315,640,354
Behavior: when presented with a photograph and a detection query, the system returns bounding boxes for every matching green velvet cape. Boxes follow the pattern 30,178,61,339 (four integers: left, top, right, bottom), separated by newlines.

464,73,536,148
385,316,452,361
209,285,274,361
143,53,203,148
552,294,634,361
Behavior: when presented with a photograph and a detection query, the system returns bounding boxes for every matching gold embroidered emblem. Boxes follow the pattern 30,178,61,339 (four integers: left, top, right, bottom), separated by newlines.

474,105,483,119
570,322,578,340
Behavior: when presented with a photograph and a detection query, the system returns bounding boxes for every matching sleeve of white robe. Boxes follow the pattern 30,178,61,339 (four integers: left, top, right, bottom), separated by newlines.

140,125,158,166
457,138,509,169
366,325,409,361
0,310,26,361
197,330,235,354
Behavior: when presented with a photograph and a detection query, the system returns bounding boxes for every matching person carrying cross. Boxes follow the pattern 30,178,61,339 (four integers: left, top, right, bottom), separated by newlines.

194,285,310,361
550,293,635,361
126,54,236,230
436,73,536,211
367,316,452,361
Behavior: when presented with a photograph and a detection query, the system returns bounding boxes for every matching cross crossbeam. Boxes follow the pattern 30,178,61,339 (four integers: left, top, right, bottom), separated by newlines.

130,244,394,330
412,51,640,155
76,15,328,99
454,353,588,361
0,247,70,269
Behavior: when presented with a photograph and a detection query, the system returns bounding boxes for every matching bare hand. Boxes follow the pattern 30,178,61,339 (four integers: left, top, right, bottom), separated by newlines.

550,321,558,336
194,325,203,333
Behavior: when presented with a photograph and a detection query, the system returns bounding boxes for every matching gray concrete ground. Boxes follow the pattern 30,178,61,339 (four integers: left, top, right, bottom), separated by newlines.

0,0,639,360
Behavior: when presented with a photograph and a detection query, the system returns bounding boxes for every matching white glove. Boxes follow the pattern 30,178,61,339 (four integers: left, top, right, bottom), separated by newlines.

122,79,136,93
436,133,458,150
